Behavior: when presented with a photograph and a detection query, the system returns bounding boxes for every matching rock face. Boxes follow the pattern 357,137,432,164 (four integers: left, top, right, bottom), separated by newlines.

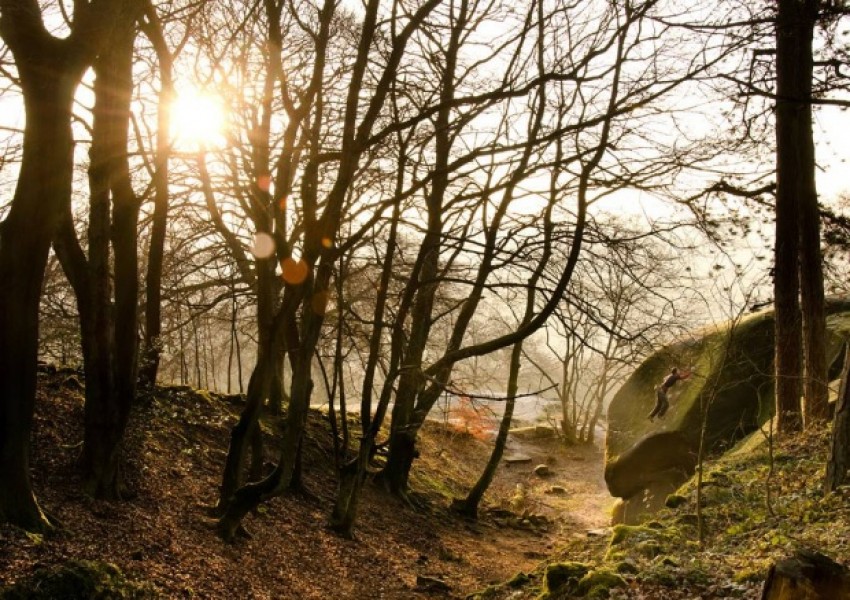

605,299,850,524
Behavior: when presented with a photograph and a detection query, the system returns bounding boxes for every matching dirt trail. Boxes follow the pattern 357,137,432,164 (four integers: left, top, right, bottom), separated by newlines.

411,428,615,597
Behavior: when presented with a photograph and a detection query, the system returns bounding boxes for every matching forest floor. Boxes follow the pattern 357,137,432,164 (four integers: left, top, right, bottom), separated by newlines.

0,369,615,599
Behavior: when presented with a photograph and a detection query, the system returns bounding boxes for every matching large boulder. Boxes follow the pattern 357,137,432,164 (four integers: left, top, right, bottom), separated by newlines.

605,298,850,523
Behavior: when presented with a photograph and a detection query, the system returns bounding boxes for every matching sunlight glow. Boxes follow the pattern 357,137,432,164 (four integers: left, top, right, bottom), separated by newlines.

170,88,226,149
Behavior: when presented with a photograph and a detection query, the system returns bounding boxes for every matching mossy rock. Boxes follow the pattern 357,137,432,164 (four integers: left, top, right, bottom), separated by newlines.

614,559,639,575
507,572,531,588
609,523,667,546
604,298,850,510
543,561,591,595
665,494,688,509
606,523,685,564
577,569,627,599
466,586,500,600
635,540,662,558
0,560,159,599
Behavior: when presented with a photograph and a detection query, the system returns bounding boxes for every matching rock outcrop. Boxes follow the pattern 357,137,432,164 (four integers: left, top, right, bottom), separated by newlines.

605,299,850,524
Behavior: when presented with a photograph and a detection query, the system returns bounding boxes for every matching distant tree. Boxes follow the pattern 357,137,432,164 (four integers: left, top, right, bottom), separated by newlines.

377,0,751,503
138,0,194,389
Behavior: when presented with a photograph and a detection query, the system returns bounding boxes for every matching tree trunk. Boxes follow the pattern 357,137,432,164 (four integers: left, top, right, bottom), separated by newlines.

825,344,850,493
216,294,323,540
773,0,815,435
329,440,372,538
761,549,850,600
216,349,273,512
138,8,172,390
792,0,827,425
79,18,140,498
0,55,79,529
453,343,521,519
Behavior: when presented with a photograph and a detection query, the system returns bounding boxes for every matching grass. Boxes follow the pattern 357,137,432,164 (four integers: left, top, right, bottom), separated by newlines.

496,422,849,599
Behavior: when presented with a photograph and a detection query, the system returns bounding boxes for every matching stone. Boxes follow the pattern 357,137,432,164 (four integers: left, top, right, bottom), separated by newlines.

545,485,567,495
503,454,533,464
415,575,451,594
533,464,552,477
544,562,591,594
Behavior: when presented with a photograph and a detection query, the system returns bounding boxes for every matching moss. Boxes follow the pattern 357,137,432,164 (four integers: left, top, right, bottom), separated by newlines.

609,523,666,546
0,560,158,599
665,494,688,509
656,555,678,567
635,540,662,558
507,571,530,588
192,389,216,404
614,559,639,574
577,569,627,599
733,565,768,584
543,561,591,594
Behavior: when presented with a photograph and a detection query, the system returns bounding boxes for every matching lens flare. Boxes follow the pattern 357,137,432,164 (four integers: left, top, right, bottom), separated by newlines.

257,175,271,193
251,233,275,259
281,257,309,285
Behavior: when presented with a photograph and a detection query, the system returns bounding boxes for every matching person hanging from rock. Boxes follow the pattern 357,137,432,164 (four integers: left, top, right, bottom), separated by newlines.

648,366,692,421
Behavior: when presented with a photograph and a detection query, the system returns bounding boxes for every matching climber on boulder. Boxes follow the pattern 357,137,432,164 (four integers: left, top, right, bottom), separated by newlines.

648,367,692,421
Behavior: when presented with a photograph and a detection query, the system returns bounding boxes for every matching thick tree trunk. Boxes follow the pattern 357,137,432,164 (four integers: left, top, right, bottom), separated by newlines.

0,65,79,529
825,344,850,493
782,0,827,425
774,0,817,435
80,20,140,498
761,549,850,600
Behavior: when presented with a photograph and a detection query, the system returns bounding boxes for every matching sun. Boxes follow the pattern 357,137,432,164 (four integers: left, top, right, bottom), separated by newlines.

170,88,226,149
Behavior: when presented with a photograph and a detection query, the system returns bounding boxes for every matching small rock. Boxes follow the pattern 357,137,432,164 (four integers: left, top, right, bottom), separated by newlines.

415,575,451,594
503,454,533,464
533,464,552,477
545,485,567,495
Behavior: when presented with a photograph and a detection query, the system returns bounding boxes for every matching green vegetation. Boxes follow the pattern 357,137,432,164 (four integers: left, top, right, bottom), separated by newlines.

0,560,158,600
491,422,849,598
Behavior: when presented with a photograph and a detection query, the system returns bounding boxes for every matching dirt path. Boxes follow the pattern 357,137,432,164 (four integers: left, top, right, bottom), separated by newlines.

409,427,615,597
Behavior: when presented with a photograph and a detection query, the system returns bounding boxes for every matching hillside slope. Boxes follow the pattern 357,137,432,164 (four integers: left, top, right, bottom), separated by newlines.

0,369,612,599
473,422,850,599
